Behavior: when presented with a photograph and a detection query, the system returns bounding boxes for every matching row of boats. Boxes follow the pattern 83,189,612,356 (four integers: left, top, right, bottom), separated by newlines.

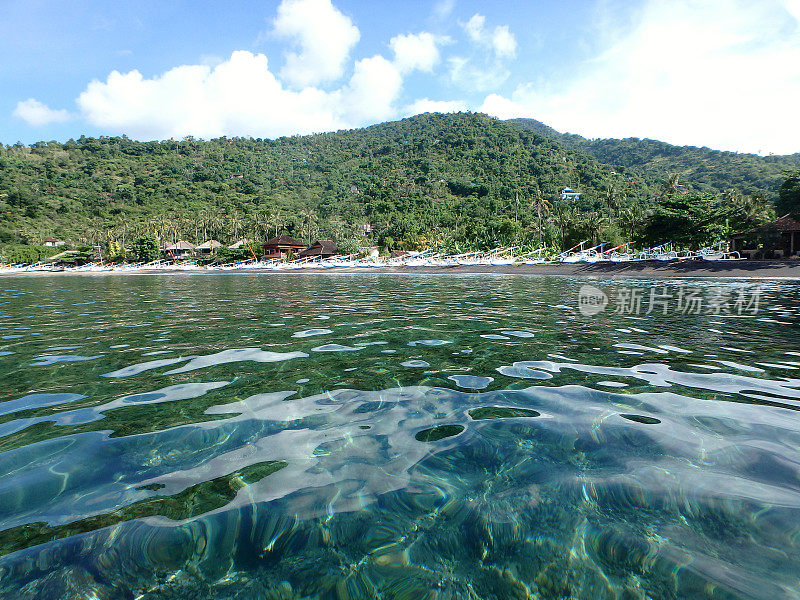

2,242,742,273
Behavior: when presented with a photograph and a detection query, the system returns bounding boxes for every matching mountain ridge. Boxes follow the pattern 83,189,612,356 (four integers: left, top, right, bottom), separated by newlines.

0,112,790,256
508,117,800,196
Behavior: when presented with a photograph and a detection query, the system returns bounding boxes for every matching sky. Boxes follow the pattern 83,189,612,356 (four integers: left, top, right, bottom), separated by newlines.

2,0,799,154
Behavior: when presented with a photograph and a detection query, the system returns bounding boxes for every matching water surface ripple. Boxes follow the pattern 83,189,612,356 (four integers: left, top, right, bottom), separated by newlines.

0,274,799,600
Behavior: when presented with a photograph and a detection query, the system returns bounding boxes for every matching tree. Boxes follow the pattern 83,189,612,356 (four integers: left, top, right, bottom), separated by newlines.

529,188,551,245
617,205,642,241
728,192,773,233
551,203,577,250
660,172,685,197
604,183,622,211
643,193,727,248
131,234,160,262
299,207,317,244
777,170,800,216
580,212,608,245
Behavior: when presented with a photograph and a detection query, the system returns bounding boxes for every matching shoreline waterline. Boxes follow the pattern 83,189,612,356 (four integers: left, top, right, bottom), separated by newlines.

2,260,800,279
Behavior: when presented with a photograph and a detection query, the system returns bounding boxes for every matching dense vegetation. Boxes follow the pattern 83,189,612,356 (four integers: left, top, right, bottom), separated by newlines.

0,112,793,262
510,118,800,197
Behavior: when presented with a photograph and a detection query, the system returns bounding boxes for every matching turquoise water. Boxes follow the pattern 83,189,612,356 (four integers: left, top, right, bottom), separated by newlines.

0,274,799,599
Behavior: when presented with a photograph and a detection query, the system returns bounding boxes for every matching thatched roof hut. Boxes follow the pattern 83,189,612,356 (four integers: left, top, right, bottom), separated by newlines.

729,214,800,258
196,240,223,253
164,240,196,257
297,239,340,258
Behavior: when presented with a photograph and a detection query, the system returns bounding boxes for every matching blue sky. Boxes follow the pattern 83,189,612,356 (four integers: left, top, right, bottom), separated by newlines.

3,0,799,153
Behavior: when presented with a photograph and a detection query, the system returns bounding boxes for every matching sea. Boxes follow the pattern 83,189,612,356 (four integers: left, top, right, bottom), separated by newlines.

0,273,799,600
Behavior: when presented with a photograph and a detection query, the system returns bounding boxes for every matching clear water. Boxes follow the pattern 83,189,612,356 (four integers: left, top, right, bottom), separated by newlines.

0,274,799,600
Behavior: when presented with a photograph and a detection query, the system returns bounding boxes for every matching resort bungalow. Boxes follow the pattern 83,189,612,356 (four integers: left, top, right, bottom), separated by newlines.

262,234,306,259
196,240,223,254
297,239,340,259
729,214,800,258
228,239,249,249
42,238,65,247
560,188,582,201
163,240,196,259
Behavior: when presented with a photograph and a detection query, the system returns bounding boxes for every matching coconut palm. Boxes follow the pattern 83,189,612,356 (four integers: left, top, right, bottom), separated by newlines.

581,212,609,245
227,214,242,241
529,189,552,244
661,172,685,197
269,209,287,238
551,203,577,250
617,206,642,241
299,208,317,244
605,184,622,211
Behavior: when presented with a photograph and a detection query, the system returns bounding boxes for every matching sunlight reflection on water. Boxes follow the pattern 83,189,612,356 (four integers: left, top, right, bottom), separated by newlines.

0,274,799,599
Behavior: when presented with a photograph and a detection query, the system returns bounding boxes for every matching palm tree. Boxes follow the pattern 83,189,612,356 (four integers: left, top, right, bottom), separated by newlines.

529,189,552,244
228,214,242,241
269,208,286,237
661,172,685,197
551,203,577,250
728,191,774,232
617,206,642,241
604,184,622,211
299,208,317,244
581,212,609,245
252,212,270,240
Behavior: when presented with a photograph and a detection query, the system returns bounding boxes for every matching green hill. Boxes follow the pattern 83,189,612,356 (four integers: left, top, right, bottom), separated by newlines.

0,113,655,251
0,112,790,258
509,118,800,197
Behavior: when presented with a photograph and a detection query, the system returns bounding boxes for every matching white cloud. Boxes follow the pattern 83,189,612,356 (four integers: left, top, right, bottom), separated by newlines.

13,99,71,127
389,32,443,74
462,13,517,58
341,55,403,123
450,14,517,91
448,56,511,92
491,26,517,59
70,50,408,140
432,0,456,20
403,98,467,117
480,0,800,155
464,14,486,43
786,0,800,22
272,0,360,87
479,93,527,119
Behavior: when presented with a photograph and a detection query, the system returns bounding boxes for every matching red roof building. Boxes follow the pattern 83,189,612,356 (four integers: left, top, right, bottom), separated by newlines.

262,234,306,259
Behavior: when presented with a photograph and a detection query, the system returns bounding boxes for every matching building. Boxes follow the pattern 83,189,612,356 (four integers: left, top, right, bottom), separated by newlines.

729,214,800,258
228,239,249,249
560,188,582,201
297,239,340,259
196,240,223,254
163,240,196,258
42,238,65,247
262,234,306,259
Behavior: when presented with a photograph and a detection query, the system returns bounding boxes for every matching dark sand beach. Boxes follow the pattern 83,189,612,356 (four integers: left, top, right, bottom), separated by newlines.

3,260,800,278
293,260,800,278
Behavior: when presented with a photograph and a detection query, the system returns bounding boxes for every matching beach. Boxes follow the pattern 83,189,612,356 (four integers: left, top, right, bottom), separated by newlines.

2,260,800,278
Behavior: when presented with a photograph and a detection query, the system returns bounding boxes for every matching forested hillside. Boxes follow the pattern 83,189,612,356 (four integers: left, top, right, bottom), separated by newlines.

509,118,800,196
0,112,789,259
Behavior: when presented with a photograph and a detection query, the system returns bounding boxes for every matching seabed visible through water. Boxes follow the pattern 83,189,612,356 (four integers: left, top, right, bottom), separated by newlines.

0,273,799,599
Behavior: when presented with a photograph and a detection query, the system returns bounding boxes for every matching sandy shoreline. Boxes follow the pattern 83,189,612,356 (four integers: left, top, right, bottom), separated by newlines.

2,260,800,279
